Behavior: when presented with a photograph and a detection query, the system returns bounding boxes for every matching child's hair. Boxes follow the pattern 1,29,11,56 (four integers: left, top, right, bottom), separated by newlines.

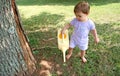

74,1,90,14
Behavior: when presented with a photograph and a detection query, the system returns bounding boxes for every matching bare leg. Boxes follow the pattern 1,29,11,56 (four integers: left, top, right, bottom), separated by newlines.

66,47,73,60
80,51,87,63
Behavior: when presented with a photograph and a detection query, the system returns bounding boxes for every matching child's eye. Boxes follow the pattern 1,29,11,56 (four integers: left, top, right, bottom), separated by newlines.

78,15,82,17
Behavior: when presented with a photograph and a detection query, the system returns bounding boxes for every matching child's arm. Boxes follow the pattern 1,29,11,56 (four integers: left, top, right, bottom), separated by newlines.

91,29,100,44
61,23,71,34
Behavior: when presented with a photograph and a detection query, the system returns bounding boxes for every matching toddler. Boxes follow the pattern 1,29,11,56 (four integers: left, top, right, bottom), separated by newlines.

61,1,99,63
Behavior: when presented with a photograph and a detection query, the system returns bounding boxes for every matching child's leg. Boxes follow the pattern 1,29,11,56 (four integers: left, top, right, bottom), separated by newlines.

66,47,73,60
80,50,87,63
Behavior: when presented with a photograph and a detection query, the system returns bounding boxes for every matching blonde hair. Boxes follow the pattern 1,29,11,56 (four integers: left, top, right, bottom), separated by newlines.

74,1,90,14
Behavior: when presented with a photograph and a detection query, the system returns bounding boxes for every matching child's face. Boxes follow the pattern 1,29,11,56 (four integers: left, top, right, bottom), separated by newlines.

75,12,88,22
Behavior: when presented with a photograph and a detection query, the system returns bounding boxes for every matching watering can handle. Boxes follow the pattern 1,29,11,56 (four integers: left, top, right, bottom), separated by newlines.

62,34,64,42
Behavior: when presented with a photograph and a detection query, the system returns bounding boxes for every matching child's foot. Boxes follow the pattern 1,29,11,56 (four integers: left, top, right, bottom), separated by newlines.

81,57,87,63
66,53,72,60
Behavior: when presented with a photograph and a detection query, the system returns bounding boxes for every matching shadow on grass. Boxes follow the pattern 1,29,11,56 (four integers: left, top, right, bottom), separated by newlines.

21,12,64,50
28,21,120,75
21,12,64,31
16,0,120,6
89,22,120,52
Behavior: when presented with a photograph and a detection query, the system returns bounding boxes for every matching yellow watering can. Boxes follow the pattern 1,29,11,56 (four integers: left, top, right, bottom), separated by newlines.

57,29,69,62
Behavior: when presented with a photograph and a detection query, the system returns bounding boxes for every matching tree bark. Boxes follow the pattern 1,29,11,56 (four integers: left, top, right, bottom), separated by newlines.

0,0,36,76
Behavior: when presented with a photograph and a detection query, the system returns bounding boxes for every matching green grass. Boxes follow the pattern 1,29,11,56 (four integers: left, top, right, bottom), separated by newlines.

16,0,120,76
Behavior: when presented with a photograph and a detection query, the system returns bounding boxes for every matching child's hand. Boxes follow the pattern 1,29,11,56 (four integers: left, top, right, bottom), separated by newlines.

61,29,65,34
95,37,100,44
61,24,71,34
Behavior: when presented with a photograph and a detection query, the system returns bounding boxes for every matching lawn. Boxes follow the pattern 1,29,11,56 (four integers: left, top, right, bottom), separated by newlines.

16,0,120,76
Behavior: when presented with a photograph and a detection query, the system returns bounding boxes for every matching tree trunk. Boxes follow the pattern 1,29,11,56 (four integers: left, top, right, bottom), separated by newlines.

0,0,36,76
